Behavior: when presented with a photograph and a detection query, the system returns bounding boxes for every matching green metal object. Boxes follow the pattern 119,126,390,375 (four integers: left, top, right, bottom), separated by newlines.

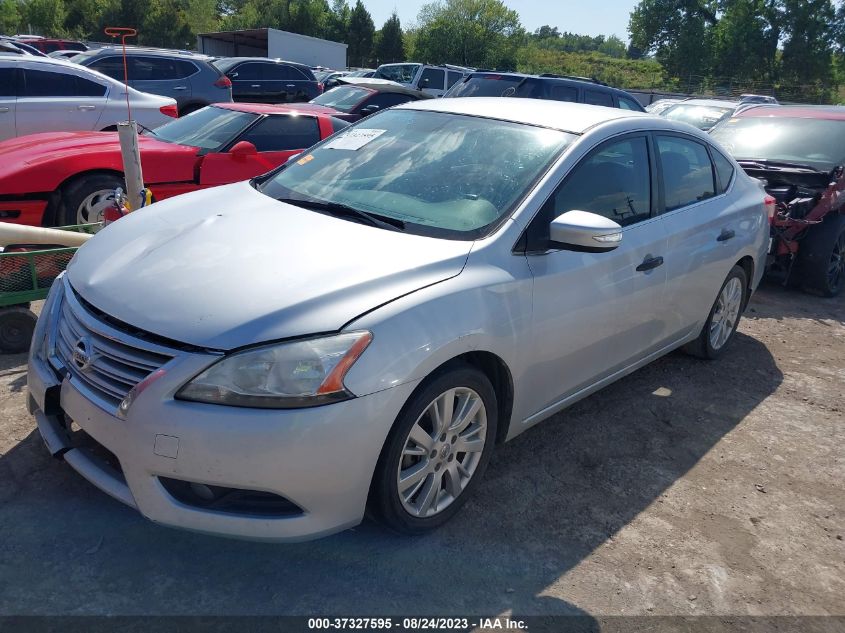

0,223,100,308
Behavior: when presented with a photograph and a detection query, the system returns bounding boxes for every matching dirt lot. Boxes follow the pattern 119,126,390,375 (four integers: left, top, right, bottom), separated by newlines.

0,282,842,622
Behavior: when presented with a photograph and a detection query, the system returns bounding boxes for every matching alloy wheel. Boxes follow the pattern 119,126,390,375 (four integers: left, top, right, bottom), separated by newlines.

76,189,115,224
709,276,743,350
396,387,487,518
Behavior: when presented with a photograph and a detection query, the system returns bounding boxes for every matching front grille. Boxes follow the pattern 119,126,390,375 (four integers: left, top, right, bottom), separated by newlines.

52,284,175,411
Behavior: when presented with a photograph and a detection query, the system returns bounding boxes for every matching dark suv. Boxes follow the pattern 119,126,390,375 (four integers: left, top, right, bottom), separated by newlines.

74,47,232,115
444,72,645,111
212,58,320,104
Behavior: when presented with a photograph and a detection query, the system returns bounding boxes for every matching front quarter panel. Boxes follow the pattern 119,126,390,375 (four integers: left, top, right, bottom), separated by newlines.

342,234,533,405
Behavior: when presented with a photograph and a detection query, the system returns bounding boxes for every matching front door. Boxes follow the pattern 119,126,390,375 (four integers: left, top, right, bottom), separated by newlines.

0,67,16,141
523,135,670,416
16,67,107,136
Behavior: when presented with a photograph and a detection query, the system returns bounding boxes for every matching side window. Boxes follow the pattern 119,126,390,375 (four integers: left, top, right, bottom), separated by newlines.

22,69,105,97
549,85,578,102
174,60,199,79
231,63,263,80
657,135,716,210
447,71,462,88
419,68,445,89
618,96,641,111
711,149,735,194
264,64,299,81
552,137,652,227
364,93,412,109
237,115,321,152
88,56,125,80
133,57,179,81
585,90,614,107
0,68,15,97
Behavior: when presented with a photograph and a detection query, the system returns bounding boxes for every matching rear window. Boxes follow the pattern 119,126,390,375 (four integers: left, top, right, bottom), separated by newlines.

375,64,420,84
585,89,614,107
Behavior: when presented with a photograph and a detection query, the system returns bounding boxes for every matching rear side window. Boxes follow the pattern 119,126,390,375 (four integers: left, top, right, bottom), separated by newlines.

87,55,125,80
231,62,263,80
419,68,445,89
0,68,15,97
264,64,305,81
237,115,321,152
711,149,735,194
657,135,716,210
129,56,195,80
552,136,651,226
585,90,614,107
549,85,578,102
618,96,642,111
22,69,106,97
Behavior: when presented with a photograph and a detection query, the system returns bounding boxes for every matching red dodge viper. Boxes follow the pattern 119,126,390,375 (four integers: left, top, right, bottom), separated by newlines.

0,103,349,226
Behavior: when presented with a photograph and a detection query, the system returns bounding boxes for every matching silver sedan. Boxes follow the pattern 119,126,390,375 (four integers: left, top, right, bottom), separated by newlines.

27,98,769,540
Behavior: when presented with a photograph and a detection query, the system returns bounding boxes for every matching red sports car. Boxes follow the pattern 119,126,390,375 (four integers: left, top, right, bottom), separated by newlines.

0,103,349,226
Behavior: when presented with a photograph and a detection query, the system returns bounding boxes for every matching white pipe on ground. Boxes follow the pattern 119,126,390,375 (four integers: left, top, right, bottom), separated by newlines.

0,224,92,248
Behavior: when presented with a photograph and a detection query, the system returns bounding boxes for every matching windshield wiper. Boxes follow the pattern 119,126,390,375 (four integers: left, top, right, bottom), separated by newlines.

276,196,406,232
737,159,822,173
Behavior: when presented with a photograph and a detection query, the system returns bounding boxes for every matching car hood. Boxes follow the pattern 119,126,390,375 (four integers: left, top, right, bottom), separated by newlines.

67,181,473,350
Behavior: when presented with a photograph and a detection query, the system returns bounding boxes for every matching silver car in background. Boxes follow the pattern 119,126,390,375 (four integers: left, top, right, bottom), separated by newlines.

27,99,769,541
0,56,177,141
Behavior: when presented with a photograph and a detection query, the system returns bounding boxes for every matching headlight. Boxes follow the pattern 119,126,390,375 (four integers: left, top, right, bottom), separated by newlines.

176,331,372,408
31,272,65,360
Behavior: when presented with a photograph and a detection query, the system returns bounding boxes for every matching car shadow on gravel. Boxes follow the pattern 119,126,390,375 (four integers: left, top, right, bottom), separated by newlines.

746,280,845,325
0,352,28,393
0,331,782,620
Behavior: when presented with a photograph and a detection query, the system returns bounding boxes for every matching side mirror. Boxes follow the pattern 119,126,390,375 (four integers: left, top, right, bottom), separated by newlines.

421,77,430,87
230,140,257,160
549,210,622,252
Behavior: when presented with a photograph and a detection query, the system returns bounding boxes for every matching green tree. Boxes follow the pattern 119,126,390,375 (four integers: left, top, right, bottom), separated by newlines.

414,0,522,69
144,0,192,48
346,0,373,66
374,11,403,64
779,0,835,98
0,0,21,34
23,0,67,36
185,0,220,35
710,0,779,81
324,0,349,42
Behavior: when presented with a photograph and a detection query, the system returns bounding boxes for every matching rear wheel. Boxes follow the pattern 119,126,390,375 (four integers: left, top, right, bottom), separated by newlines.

684,265,747,360
797,214,845,297
369,364,497,534
0,307,37,354
60,173,124,225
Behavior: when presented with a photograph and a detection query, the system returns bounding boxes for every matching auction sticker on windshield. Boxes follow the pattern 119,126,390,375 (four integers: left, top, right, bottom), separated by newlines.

324,129,386,151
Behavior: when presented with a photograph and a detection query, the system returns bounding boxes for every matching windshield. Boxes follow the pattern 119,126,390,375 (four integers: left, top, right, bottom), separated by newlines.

311,85,372,112
663,104,734,130
145,106,258,151
257,109,573,239
375,64,420,84
710,117,845,171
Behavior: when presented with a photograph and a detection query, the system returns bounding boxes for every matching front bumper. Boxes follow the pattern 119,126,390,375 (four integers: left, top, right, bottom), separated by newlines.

27,283,418,542
0,198,48,226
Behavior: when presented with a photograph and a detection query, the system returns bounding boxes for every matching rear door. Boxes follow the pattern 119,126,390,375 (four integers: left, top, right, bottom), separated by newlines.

656,134,745,338
264,63,312,103
199,114,322,185
16,66,108,136
127,56,194,107
0,66,16,141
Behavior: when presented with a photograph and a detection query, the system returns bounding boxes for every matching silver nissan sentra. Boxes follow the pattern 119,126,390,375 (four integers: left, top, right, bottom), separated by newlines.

27,98,769,541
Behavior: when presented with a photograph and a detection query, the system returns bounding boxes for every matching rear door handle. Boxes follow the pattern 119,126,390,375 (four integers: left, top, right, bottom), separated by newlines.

0,107,9,113
251,84,261,88
286,84,296,88
77,105,96,110
717,229,736,242
636,255,664,272
173,86,187,91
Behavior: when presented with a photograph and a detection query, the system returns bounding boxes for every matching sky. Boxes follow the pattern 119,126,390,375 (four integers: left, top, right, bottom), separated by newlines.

364,0,636,40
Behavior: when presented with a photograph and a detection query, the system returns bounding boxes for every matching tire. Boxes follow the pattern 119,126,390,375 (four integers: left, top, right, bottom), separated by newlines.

0,307,38,354
369,364,498,535
60,173,125,226
796,214,845,297
683,265,748,360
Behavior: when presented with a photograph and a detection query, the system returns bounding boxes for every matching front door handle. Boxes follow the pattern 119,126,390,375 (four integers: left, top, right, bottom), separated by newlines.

636,255,664,272
173,86,187,91
0,107,9,113
251,84,261,88
717,229,736,242
77,105,96,110
286,84,296,88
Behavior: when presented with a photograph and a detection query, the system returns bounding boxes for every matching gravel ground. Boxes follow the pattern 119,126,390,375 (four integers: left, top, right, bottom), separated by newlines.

0,282,842,622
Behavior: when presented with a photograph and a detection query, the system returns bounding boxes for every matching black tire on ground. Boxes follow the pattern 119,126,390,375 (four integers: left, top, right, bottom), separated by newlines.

796,214,845,297
0,307,38,354
683,265,748,360
60,173,125,226
369,363,498,535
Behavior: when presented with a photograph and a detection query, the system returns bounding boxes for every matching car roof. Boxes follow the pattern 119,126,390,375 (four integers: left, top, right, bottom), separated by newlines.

398,97,648,133
213,56,311,70
0,54,79,68
213,102,321,116
671,98,738,108
83,46,210,59
735,105,845,121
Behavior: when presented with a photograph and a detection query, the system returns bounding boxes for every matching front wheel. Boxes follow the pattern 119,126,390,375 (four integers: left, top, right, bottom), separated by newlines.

60,173,125,226
684,265,748,360
369,364,497,534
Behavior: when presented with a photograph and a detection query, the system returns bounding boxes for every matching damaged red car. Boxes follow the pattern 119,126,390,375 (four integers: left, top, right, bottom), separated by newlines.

0,103,348,226
711,106,845,296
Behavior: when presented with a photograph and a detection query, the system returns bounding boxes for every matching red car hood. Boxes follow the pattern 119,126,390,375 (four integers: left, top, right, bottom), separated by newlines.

0,131,200,195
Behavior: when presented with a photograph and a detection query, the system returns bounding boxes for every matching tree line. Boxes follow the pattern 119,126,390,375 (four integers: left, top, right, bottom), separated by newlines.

3,0,845,102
